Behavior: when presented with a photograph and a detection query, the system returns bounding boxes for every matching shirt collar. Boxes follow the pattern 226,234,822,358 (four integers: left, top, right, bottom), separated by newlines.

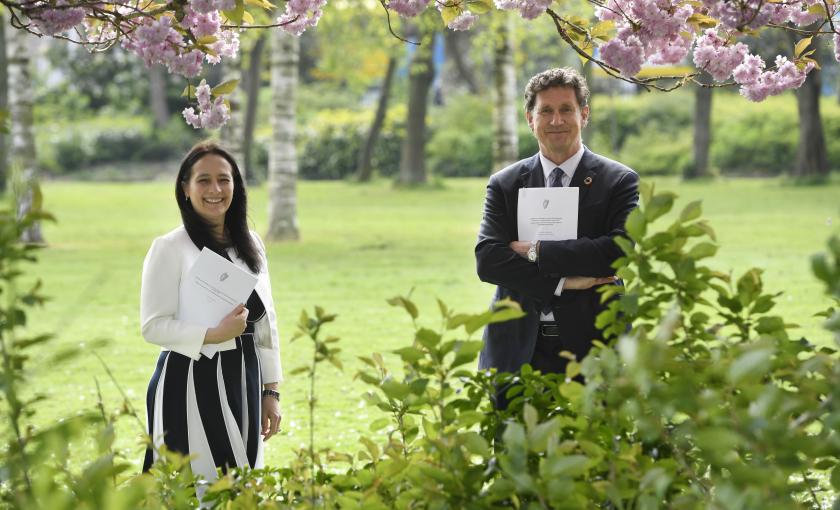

539,145,585,185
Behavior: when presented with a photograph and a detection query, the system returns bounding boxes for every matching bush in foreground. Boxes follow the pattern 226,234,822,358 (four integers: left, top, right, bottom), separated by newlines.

2,183,840,508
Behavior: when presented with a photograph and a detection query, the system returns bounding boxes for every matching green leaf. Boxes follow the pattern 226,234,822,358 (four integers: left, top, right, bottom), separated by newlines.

380,380,411,400
393,346,424,363
440,4,461,25
794,36,813,58
451,340,484,367
467,0,493,14
416,328,441,349
625,208,647,242
644,192,676,222
688,242,717,260
369,417,390,432
830,464,840,490
387,295,418,319
679,200,702,223
728,348,773,384
462,432,490,456
541,454,589,477
523,403,538,430
222,0,245,25
211,78,240,96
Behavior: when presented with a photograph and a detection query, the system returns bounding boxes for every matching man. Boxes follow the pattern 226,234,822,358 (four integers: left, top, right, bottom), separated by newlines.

475,67,639,383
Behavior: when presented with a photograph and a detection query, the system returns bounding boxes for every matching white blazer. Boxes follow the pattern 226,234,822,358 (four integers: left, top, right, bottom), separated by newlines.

140,226,283,384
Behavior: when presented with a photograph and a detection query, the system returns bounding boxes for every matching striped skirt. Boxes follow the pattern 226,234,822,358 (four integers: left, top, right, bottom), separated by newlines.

142,333,264,480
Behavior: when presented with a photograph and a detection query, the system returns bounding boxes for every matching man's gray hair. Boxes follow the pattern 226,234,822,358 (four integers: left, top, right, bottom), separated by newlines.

524,67,590,113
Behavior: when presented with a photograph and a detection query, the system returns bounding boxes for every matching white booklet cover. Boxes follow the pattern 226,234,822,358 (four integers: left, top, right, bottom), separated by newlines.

517,187,579,241
178,247,258,358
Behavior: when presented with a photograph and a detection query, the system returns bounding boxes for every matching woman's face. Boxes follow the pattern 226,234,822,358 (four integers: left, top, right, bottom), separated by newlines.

182,154,235,226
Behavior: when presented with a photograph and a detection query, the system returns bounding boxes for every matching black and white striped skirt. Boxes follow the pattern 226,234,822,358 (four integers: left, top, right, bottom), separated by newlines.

142,333,263,480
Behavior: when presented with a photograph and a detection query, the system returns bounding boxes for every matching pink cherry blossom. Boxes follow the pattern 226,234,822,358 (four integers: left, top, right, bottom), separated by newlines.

182,6,221,39
30,1,86,35
600,30,645,77
447,10,478,30
189,0,236,15
183,80,231,129
277,0,326,35
732,53,764,85
692,29,748,81
736,55,811,101
387,0,430,17
206,30,240,64
492,0,552,20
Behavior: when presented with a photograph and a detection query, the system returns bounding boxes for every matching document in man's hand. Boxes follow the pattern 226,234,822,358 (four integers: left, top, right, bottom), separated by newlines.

517,187,579,241
178,247,258,358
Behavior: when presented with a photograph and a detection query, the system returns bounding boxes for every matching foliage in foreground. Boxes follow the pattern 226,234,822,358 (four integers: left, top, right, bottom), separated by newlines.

2,183,840,508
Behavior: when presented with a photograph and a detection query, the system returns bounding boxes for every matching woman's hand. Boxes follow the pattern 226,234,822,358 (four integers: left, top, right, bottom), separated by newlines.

261,386,282,440
204,304,248,344
563,275,617,290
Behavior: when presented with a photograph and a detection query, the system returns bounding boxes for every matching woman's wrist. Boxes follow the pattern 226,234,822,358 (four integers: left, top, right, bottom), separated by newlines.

262,388,280,401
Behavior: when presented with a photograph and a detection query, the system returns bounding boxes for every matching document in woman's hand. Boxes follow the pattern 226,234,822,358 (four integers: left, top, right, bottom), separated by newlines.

178,247,258,356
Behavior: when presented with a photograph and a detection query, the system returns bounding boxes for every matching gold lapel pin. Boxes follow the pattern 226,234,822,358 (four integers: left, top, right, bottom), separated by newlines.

584,176,593,186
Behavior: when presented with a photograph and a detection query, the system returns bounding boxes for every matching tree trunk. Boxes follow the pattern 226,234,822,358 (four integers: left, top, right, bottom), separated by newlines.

581,60,595,145
266,30,299,241
492,12,518,173
0,12,8,194
221,54,245,177
398,30,436,185
357,55,396,182
243,33,267,185
792,51,828,178
687,72,713,179
7,28,43,244
149,64,169,129
443,30,480,95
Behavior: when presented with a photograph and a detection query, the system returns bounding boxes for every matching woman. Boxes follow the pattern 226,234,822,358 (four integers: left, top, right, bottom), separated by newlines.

140,141,282,481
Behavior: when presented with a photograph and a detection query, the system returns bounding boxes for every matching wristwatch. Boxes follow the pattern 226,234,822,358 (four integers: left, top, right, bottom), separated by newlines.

527,241,538,263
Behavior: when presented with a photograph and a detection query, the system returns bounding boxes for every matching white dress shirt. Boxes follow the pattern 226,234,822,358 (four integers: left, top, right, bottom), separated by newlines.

537,146,585,321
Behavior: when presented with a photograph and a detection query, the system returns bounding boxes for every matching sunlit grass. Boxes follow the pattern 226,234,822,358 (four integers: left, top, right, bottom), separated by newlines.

24,175,840,470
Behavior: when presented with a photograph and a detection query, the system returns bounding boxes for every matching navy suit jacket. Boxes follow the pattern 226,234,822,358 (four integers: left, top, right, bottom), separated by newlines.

475,149,639,374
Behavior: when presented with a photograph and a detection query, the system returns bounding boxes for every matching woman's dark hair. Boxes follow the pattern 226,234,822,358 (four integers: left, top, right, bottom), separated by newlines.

175,141,261,273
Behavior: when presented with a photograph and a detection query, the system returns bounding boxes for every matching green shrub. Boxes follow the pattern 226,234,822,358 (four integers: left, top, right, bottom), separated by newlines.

296,107,404,180
710,109,797,175
427,95,493,177
37,116,199,175
617,129,692,176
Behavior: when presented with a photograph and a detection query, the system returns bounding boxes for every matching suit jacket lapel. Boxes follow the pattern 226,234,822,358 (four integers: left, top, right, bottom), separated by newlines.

570,147,597,204
519,154,544,189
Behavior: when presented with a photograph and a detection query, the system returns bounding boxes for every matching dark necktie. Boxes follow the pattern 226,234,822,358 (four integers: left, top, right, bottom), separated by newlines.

548,167,564,187
542,167,564,317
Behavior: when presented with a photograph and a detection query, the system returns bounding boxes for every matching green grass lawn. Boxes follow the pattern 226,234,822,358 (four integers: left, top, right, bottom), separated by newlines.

23,175,840,471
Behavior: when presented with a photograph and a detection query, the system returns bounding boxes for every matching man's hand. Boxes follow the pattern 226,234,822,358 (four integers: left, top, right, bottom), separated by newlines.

563,275,617,290
509,241,531,258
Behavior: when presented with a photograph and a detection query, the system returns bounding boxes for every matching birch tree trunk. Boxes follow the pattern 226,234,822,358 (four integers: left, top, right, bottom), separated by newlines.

0,12,8,194
398,28,435,185
266,30,299,241
149,64,169,130
687,72,713,179
7,28,43,244
492,11,518,173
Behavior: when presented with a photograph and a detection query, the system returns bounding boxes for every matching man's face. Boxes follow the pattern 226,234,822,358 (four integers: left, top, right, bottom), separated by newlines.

526,86,589,164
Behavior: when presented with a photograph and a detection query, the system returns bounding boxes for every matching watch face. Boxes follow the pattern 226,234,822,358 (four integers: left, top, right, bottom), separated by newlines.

528,249,536,262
